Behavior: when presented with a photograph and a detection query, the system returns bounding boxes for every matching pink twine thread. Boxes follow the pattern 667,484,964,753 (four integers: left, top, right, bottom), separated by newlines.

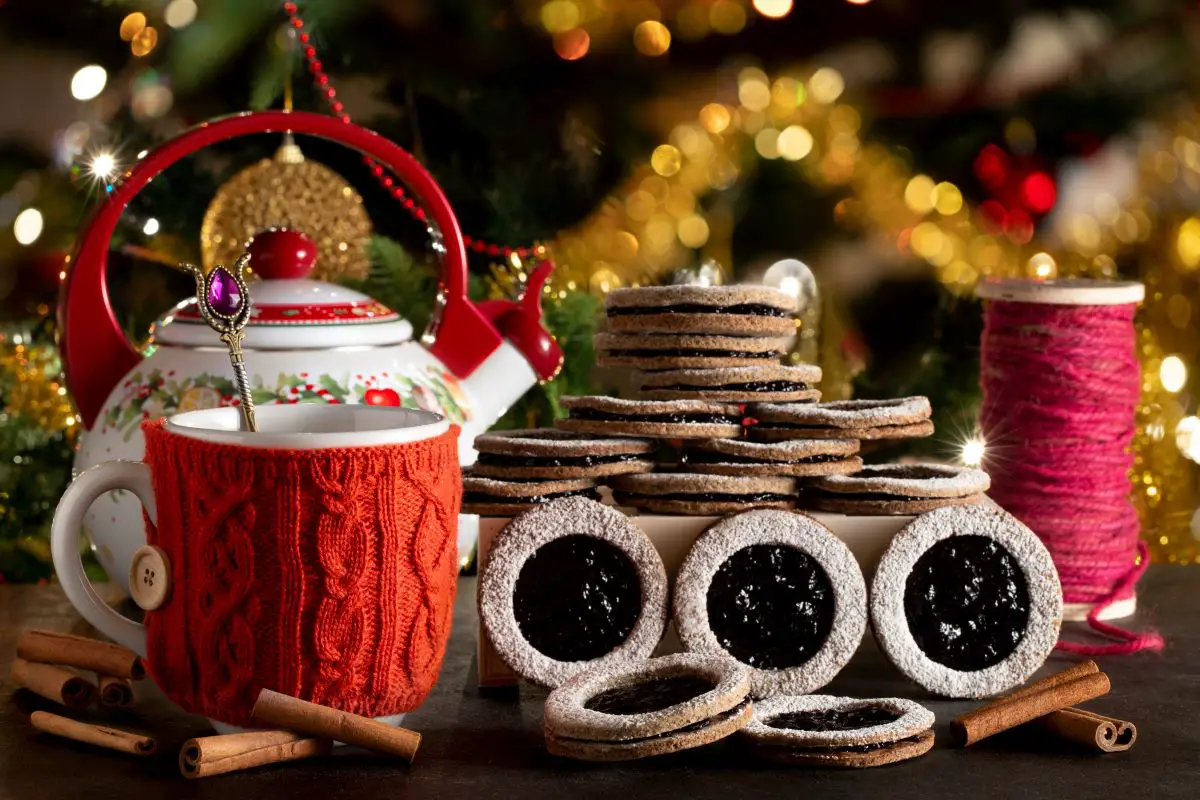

980,299,1163,655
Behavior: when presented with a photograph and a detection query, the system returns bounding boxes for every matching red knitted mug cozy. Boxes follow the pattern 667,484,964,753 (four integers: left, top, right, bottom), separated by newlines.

140,419,462,727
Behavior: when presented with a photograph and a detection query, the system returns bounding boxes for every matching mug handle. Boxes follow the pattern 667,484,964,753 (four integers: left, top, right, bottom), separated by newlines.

50,461,153,656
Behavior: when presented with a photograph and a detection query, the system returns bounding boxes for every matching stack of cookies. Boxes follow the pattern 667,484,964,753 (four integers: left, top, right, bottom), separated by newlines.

464,281,973,518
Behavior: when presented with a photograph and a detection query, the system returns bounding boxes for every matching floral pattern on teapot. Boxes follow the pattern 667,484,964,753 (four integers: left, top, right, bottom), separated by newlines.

101,364,471,441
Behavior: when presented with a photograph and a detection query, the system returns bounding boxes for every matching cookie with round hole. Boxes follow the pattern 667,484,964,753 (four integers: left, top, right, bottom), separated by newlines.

595,332,792,370
740,695,935,768
807,463,990,515
869,503,1063,698
543,652,752,761
604,285,799,337
748,397,934,442
557,396,743,439
478,497,668,688
636,364,822,404
683,437,862,478
471,429,656,479
607,472,797,516
673,509,867,696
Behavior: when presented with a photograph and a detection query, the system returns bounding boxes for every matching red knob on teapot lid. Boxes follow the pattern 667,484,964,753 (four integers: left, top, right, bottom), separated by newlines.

246,228,317,280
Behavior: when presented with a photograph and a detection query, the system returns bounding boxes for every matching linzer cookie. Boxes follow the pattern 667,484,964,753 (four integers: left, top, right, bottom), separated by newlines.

604,285,799,336
808,463,990,515
748,396,933,442
462,474,600,516
870,504,1063,698
673,510,866,696
543,653,751,761
471,429,656,479
683,438,861,477
637,364,821,403
557,396,742,439
608,473,797,515
479,497,668,688
740,695,935,768
595,332,791,370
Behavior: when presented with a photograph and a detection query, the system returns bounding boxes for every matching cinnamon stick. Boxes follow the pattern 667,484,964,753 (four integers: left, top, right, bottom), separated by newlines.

30,711,156,756
11,659,95,709
250,689,420,763
995,660,1099,704
98,675,134,709
17,630,144,680
180,731,333,779
951,671,1111,747
1039,707,1136,753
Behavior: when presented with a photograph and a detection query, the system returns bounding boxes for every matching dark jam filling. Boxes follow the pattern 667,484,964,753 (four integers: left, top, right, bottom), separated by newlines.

583,675,714,715
685,452,845,466
569,408,742,425
767,707,902,732
613,491,793,504
608,348,779,359
646,381,810,392
475,452,642,468
706,544,835,669
463,488,601,505
608,303,790,319
513,534,642,662
903,535,1031,671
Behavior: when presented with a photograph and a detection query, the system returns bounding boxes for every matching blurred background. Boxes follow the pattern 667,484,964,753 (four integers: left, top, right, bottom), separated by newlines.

0,0,1198,580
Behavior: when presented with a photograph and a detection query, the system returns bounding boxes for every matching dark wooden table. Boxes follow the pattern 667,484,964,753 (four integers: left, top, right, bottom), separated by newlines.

2,567,1197,799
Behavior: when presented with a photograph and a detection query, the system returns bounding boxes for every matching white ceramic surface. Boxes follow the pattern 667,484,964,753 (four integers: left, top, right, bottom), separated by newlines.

166,404,448,448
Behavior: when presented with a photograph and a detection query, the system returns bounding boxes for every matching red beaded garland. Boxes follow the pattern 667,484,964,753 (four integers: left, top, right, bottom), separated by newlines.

281,1,538,259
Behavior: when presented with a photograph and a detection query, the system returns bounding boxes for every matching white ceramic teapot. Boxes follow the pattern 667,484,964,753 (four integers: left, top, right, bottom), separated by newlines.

58,110,563,594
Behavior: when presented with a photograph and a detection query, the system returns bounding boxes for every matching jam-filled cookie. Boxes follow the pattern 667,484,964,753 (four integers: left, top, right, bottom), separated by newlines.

870,504,1063,698
636,364,822,404
478,497,668,688
543,653,752,761
471,429,656,480
595,332,792,370
740,695,935,768
557,396,743,439
673,510,867,696
807,463,990,515
604,285,799,337
683,437,862,478
608,473,797,516
748,397,934,442
462,474,600,516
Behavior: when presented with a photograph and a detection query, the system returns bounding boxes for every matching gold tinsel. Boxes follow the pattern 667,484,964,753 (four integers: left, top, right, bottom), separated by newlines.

200,136,373,281
0,337,77,432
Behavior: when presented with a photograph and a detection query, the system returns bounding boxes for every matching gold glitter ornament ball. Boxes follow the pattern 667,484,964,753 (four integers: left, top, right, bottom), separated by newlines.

200,136,373,281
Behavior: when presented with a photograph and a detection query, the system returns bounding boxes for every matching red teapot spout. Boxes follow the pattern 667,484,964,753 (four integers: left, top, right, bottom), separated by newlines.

490,262,564,382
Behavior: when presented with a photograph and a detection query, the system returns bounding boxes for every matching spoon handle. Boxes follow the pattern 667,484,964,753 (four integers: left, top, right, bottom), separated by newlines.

221,329,257,432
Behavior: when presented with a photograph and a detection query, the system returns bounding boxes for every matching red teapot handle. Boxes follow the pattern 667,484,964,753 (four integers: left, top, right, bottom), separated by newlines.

59,110,502,429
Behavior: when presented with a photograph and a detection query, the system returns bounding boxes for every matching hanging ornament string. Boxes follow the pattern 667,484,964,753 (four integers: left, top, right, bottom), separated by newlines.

281,2,541,261
978,281,1163,656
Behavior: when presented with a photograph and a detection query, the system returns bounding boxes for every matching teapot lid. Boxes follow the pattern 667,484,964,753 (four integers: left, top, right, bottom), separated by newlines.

154,229,413,350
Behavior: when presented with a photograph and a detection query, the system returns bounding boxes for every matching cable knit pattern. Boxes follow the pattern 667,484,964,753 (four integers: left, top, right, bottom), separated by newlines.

140,419,461,727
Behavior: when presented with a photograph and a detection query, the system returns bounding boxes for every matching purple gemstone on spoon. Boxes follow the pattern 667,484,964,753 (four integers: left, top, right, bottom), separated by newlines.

208,267,242,316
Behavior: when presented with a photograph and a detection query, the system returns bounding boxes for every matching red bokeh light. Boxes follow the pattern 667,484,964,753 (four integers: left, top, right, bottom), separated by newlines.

1006,208,1035,244
1020,171,1057,214
973,144,1010,190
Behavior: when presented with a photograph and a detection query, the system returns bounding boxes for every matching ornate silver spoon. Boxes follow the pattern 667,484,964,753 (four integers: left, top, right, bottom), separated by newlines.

180,253,257,431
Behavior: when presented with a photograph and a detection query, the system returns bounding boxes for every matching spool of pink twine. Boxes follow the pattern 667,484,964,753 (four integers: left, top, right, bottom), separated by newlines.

978,279,1163,656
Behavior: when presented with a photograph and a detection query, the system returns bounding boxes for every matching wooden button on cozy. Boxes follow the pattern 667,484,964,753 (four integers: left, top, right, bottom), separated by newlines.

128,545,171,611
